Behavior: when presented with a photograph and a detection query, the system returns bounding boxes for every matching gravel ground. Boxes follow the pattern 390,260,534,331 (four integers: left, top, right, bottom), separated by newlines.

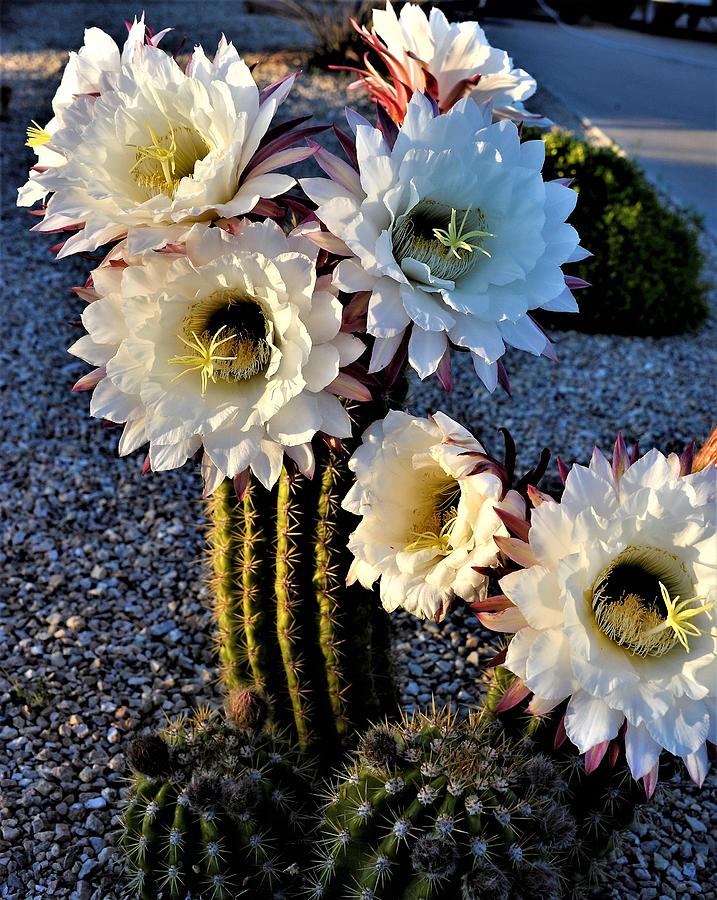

1,5,716,899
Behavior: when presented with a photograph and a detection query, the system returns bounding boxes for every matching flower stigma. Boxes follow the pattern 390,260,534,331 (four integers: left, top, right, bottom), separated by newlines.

392,199,492,282
644,584,714,653
405,477,460,555
590,546,711,657
169,326,237,398
26,120,52,148
169,289,272,397
129,123,211,199
432,206,493,260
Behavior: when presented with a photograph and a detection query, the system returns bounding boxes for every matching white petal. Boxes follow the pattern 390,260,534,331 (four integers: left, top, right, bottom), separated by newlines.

624,723,662,781
408,328,447,379
564,690,624,754
368,332,406,373
524,628,575,700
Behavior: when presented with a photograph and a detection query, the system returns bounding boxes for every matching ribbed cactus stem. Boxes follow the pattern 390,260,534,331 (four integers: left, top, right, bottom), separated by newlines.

274,468,316,750
310,711,584,899
241,479,272,693
122,708,316,900
314,456,351,740
207,482,250,691
206,414,398,757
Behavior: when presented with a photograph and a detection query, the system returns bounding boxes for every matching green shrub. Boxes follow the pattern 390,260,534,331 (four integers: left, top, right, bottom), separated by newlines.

532,128,709,336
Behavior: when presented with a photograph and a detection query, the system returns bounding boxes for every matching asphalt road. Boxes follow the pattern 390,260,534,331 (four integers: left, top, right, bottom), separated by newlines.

484,17,717,234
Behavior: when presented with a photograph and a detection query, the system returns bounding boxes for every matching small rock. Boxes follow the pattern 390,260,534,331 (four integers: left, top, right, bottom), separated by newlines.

685,814,707,834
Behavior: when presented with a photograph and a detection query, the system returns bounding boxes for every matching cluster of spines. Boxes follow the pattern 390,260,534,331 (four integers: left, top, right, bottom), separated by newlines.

121,702,316,900
307,709,581,899
484,668,648,892
206,405,397,756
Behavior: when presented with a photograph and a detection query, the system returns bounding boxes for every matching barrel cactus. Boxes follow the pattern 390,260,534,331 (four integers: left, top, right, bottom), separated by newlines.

485,667,650,889
307,709,596,899
206,407,398,757
121,699,316,899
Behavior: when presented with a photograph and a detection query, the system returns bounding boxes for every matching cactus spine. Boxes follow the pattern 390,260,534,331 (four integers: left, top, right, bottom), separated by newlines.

485,667,648,886
122,704,316,900
207,420,397,756
308,709,585,900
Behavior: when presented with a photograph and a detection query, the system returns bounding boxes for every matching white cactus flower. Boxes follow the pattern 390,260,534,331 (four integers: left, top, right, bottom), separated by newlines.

69,220,364,494
343,410,525,620
301,93,586,390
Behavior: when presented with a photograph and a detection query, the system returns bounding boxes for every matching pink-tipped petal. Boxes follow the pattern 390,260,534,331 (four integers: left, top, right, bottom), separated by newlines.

493,506,530,543
469,594,512,612
233,468,251,501
307,140,363,195
679,441,696,476
436,348,453,392
554,713,568,750
683,745,709,787
527,694,562,716
612,432,630,483
71,286,100,303
584,741,609,775
342,291,371,331
527,484,553,507
541,339,558,362
494,535,540,568
477,607,528,633
642,762,660,800
141,455,152,477
487,647,507,667
248,145,317,179
327,372,372,403
72,367,106,392
564,274,591,290
495,679,531,714
556,456,570,485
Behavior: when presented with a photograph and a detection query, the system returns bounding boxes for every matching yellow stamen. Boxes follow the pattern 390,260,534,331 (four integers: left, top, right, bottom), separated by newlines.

405,511,457,555
26,120,52,148
129,123,210,199
432,207,493,260
169,326,236,398
644,583,715,653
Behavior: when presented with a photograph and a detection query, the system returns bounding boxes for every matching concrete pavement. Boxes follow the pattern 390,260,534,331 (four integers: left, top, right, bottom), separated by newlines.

484,17,717,233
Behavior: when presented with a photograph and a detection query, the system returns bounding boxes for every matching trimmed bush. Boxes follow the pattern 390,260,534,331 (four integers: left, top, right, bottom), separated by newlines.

532,128,709,336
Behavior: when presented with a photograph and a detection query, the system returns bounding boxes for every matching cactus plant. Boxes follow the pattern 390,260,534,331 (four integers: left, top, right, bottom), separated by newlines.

206,408,398,757
121,700,317,900
307,708,598,900
484,666,650,889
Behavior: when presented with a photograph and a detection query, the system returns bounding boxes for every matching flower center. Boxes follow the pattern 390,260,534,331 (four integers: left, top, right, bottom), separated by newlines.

405,477,461,555
591,546,713,657
392,200,492,282
130,123,211,200
169,289,271,397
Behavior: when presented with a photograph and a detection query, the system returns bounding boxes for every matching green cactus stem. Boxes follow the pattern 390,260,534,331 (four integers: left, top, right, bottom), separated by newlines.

121,705,316,900
206,409,397,757
308,708,586,900
485,666,650,890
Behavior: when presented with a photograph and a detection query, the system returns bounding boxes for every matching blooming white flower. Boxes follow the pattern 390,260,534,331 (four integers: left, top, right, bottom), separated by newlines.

363,1,546,124
343,410,525,620
69,220,364,494
485,443,716,787
18,16,150,208
21,30,302,257
301,93,586,390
